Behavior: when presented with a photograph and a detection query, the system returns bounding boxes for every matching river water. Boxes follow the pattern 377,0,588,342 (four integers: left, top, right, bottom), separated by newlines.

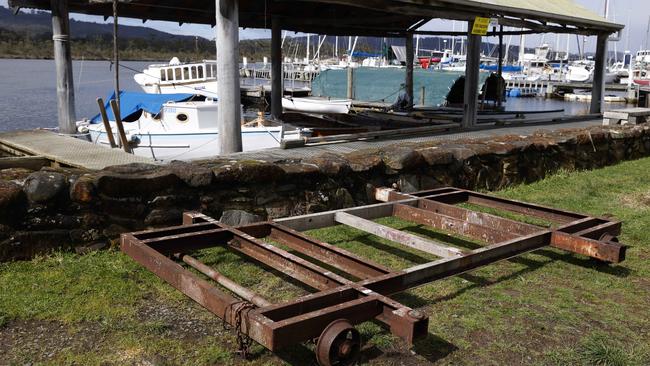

0,58,621,132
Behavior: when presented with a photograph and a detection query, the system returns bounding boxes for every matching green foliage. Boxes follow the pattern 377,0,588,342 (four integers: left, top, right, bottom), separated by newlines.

0,27,275,62
578,332,632,366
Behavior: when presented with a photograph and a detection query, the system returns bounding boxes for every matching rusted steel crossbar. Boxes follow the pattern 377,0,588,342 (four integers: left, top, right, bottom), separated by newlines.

121,187,627,366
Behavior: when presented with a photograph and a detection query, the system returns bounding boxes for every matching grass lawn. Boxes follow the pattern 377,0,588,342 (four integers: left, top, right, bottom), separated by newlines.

2,157,650,365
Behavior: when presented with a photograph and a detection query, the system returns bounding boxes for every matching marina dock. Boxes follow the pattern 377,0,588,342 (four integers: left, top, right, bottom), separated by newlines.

229,117,604,161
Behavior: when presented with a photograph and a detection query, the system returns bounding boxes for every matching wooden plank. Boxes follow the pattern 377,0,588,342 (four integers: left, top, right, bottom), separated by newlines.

96,97,117,148
109,99,133,153
276,199,407,231
334,211,466,258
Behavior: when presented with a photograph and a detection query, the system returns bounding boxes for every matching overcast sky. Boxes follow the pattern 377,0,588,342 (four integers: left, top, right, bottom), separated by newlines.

2,0,650,53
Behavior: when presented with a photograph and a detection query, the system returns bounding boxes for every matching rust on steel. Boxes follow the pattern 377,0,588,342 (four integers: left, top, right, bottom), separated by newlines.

121,187,628,365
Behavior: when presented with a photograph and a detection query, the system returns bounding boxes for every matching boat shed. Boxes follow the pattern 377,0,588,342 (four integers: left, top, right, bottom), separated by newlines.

9,0,624,153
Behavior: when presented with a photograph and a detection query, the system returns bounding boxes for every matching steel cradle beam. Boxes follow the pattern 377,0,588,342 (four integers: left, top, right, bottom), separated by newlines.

121,187,628,365
387,188,627,263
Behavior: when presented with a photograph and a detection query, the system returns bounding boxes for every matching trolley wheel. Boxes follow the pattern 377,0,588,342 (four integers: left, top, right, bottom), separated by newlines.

315,319,361,366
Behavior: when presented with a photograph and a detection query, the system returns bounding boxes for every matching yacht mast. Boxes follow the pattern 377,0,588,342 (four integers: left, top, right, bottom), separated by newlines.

518,31,525,66
505,33,512,63
566,34,570,60
646,15,650,49
451,20,456,54
335,36,338,58
306,34,311,61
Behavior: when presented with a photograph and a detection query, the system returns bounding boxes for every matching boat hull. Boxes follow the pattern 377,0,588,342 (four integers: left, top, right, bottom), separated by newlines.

282,97,351,114
88,128,286,161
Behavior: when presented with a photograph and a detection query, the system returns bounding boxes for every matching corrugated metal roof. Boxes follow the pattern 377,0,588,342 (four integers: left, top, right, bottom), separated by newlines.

9,0,624,34
406,0,623,31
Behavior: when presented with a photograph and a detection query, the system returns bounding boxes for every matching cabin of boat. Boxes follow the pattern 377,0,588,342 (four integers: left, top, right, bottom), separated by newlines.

636,50,650,64
134,57,218,94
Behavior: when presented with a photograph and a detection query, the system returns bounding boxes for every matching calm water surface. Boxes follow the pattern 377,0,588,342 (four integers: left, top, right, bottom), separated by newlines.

0,58,624,132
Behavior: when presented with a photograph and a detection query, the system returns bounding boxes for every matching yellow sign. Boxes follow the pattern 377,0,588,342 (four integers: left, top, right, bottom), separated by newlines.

471,16,490,36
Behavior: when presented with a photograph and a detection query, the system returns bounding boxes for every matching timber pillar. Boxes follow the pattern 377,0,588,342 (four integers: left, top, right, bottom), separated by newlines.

405,32,414,108
216,0,242,153
590,32,609,114
271,17,283,120
50,0,76,135
463,21,481,128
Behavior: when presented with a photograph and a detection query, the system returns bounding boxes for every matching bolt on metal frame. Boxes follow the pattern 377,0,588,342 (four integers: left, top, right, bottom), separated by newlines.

121,187,626,365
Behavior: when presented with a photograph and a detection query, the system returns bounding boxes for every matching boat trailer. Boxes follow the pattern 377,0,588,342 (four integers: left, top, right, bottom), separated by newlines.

121,187,627,365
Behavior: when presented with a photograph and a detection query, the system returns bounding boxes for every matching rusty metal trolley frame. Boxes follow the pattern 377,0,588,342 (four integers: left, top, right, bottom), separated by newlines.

121,187,626,366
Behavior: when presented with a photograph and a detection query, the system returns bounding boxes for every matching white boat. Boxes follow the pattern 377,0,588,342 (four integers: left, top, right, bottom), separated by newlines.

566,62,593,82
282,96,351,114
81,92,303,161
635,50,650,64
566,59,619,83
440,55,467,72
134,57,219,98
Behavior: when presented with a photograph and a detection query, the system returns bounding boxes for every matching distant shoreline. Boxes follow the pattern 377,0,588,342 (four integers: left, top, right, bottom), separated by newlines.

0,55,171,62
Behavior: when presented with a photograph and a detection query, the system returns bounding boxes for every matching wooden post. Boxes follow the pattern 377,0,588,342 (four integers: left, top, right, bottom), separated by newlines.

109,99,132,153
96,98,117,148
497,25,504,109
347,66,354,99
50,0,76,135
590,32,609,114
420,86,426,106
112,0,120,107
463,21,481,128
271,16,283,120
216,0,243,154
405,32,414,109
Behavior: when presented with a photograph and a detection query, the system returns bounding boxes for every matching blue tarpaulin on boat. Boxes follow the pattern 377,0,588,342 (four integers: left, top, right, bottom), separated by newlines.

351,51,382,58
479,64,523,72
90,91,194,123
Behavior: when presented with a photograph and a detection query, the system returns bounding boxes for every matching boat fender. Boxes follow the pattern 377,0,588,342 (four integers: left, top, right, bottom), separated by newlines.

77,126,89,134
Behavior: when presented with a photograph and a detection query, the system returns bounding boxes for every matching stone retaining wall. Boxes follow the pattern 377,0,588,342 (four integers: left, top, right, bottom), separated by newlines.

1,124,649,261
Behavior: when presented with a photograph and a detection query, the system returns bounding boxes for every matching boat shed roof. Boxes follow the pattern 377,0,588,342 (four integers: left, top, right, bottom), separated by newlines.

9,0,624,36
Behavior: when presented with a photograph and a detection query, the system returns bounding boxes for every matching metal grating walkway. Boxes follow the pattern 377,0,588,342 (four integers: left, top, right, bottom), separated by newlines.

0,130,153,170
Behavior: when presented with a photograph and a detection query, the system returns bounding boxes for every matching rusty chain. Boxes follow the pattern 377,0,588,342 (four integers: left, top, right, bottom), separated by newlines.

223,300,256,359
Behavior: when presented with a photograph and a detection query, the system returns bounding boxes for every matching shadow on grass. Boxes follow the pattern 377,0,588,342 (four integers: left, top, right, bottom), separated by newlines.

273,343,319,365
394,252,630,309
271,337,458,365
197,248,319,295
401,225,483,251
413,334,459,363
